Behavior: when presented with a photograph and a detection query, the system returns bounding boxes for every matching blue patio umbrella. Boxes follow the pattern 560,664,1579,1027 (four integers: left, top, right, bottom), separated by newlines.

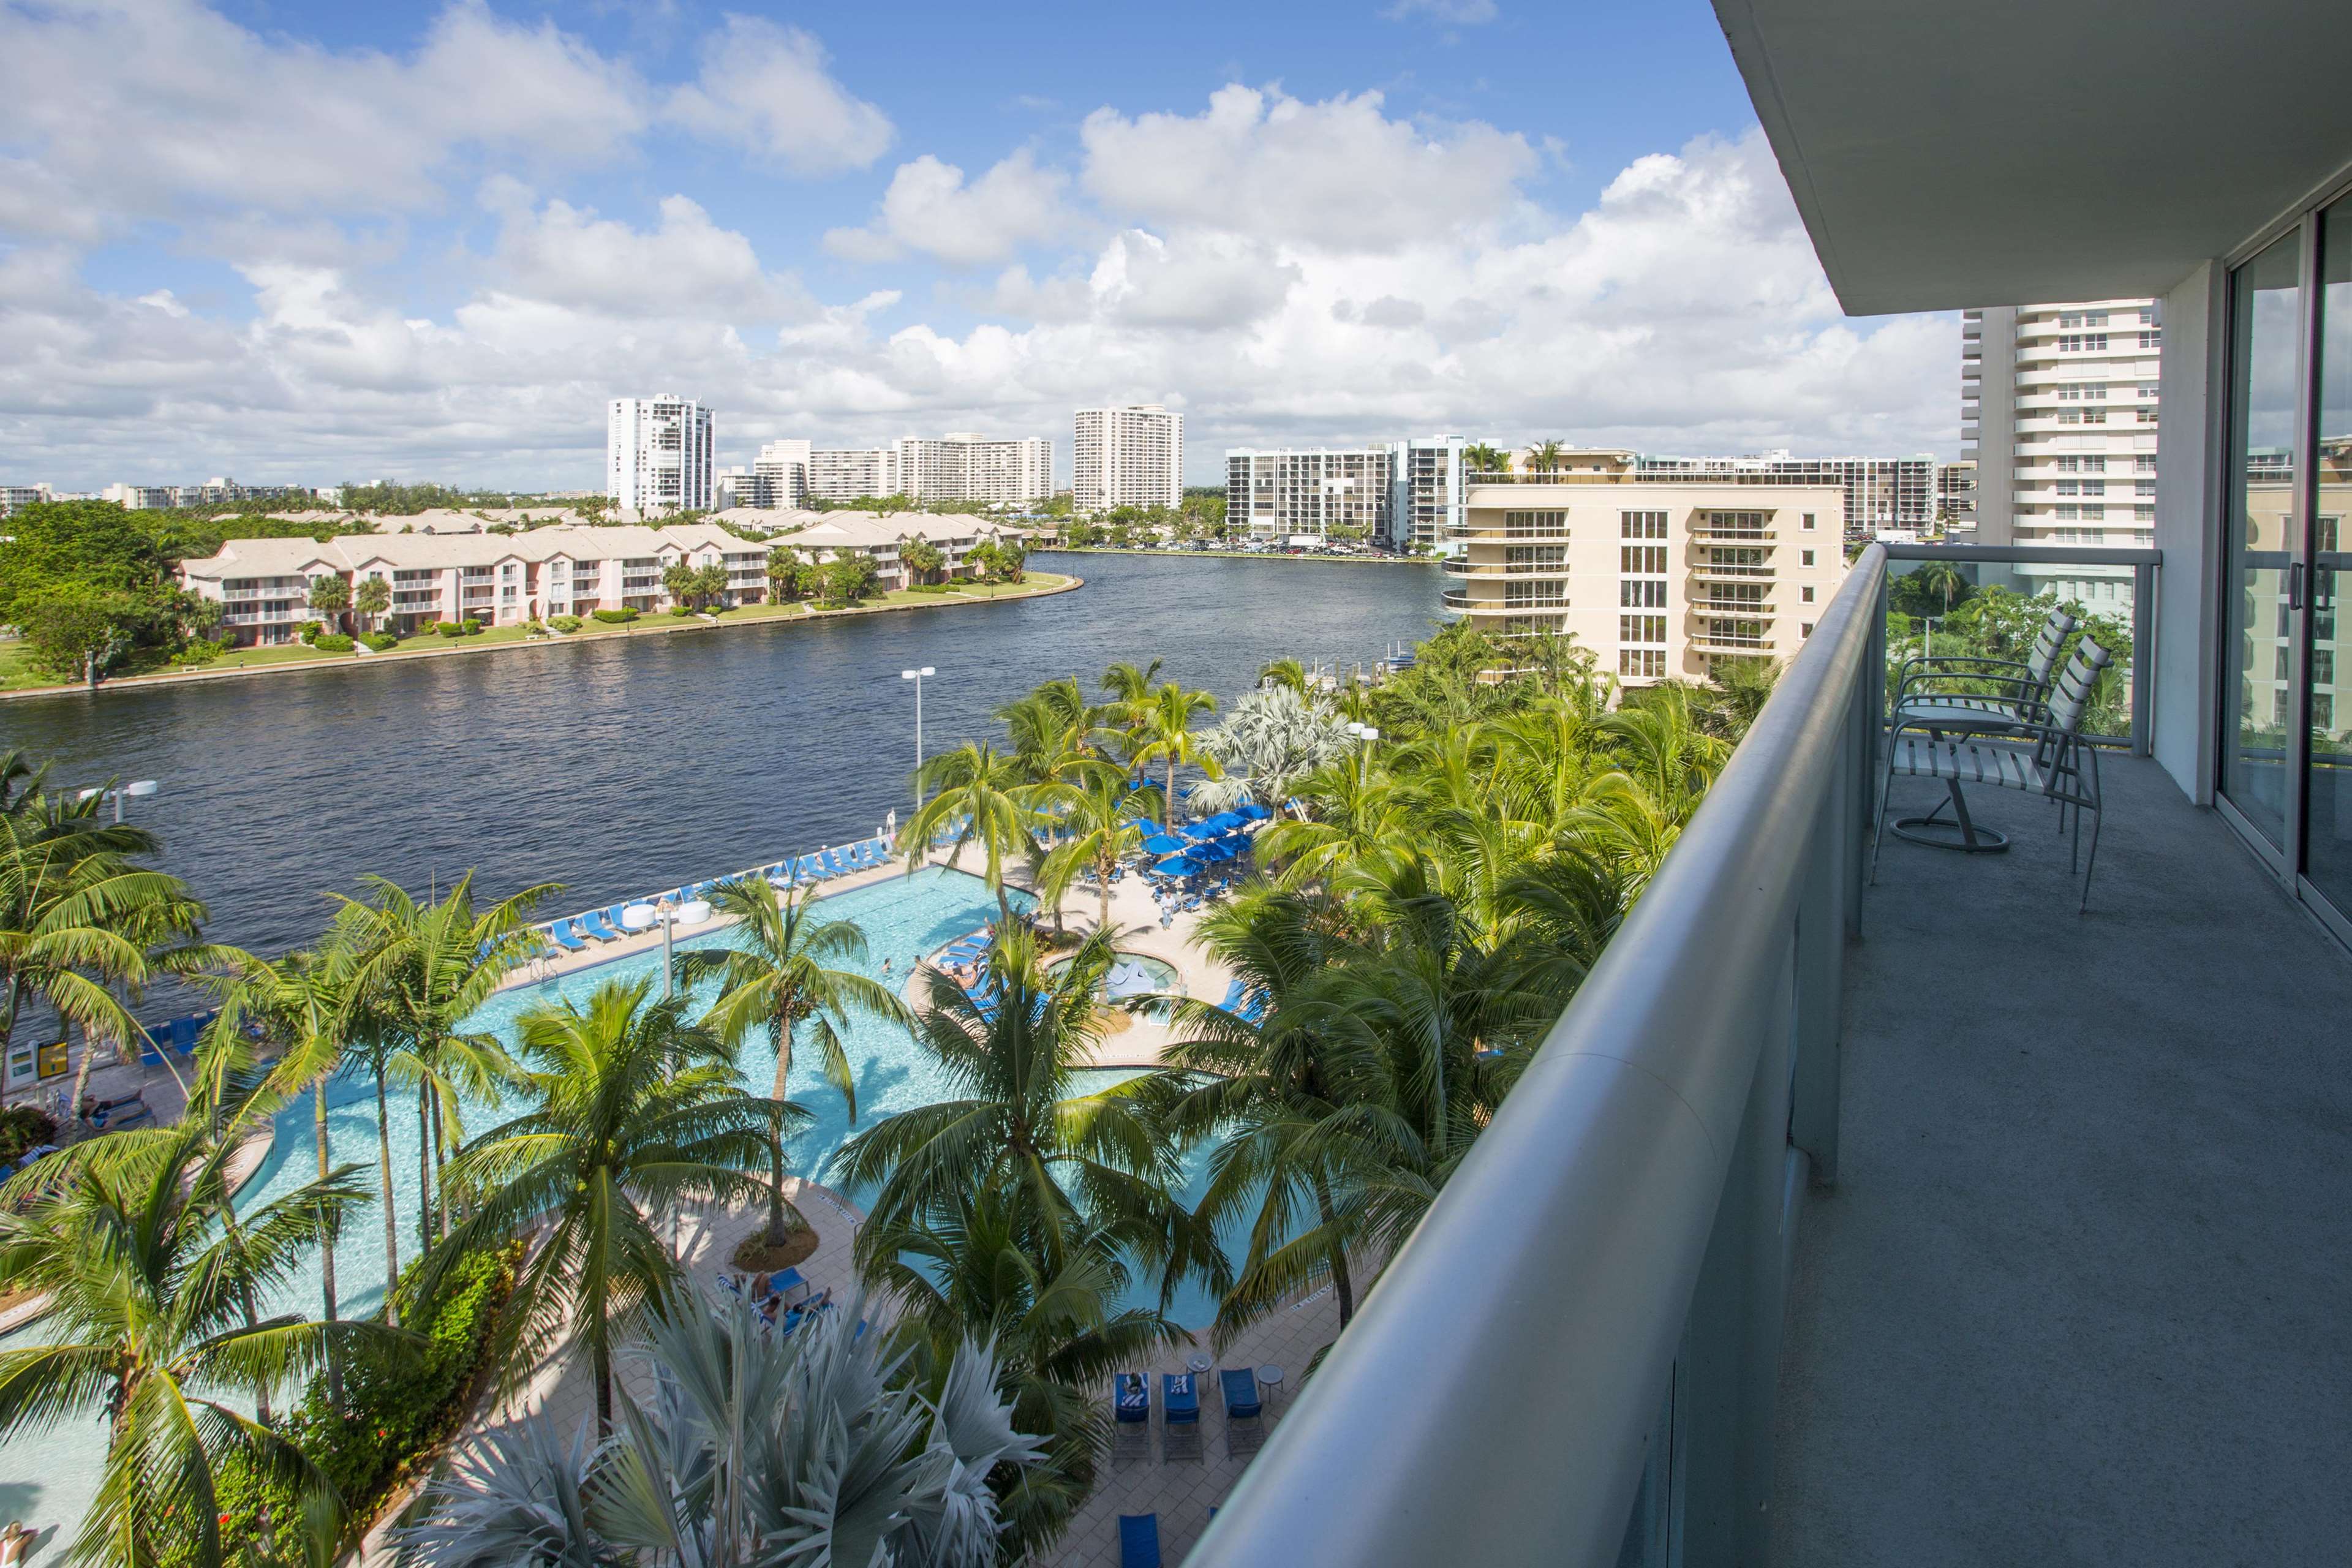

1235,802,1273,821
1153,853,1203,875
1196,840,1237,863
1141,833,1189,856
1201,811,1245,832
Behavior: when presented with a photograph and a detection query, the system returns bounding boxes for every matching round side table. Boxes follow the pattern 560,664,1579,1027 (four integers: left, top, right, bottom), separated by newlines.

1256,1364,1284,1410
1185,1353,1213,1383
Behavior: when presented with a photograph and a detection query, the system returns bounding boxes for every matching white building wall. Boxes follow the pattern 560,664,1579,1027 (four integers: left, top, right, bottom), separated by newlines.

1074,405,1183,511
804,447,897,501
607,395,715,512
1225,448,1394,539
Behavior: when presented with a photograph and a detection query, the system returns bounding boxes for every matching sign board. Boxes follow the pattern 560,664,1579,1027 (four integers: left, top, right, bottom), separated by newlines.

37,1039,69,1080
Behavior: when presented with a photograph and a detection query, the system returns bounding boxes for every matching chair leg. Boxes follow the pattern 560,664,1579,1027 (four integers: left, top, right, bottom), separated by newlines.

2070,793,2082,873
2078,801,2102,913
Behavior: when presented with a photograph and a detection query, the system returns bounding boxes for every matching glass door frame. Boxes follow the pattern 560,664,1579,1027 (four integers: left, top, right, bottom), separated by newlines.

2215,199,2352,949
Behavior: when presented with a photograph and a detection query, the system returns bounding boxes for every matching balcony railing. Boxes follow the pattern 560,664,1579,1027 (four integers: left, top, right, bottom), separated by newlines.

1443,560,1572,578
1691,564,1776,581
1191,545,1891,1567
1440,589,1475,610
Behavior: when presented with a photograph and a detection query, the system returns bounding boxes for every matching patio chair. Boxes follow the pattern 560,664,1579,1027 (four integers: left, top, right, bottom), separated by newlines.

1111,1373,1152,1464
577,910,622,942
1890,604,2079,744
1119,1514,1162,1568
548,919,587,953
1874,634,2113,910
1219,1367,1265,1455
1161,1372,1203,1461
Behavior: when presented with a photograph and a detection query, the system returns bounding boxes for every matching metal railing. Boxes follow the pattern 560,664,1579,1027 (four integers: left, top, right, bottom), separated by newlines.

1882,543,2160,756
1190,545,1888,1567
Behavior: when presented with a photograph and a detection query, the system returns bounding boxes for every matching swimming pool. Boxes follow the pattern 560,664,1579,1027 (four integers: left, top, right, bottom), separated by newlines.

1051,951,1183,1002
232,867,1232,1330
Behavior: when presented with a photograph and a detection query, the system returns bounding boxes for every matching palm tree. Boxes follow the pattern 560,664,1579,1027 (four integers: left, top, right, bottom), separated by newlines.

0,1120,389,1566
0,775,223,1128
898,741,1042,927
864,1188,1185,1550
400,1295,1042,1567
421,978,774,1433
1191,683,1352,816
1038,766,1161,937
676,878,907,1246
1256,657,1310,693
832,929,1226,1303
353,575,391,635
1098,658,1163,712
335,871,556,1255
1528,439,1568,475
1460,442,1509,476
1128,680,1218,823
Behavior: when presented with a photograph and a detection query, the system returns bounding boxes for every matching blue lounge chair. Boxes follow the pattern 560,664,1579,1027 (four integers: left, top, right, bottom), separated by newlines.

1162,1372,1202,1460
843,842,875,870
1111,1373,1152,1464
1119,1515,1161,1568
605,904,635,931
578,910,622,941
821,849,848,877
548,920,587,953
1219,1367,1264,1454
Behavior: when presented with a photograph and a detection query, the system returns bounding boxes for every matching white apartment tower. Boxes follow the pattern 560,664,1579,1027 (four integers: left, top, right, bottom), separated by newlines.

1225,448,1394,540
892,434,1053,507
1074,405,1183,511
755,440,812,508
803,447,898,502
1634,451,1940,537
607,395,715,512
1962,299,2161,606
1387,435,1477,556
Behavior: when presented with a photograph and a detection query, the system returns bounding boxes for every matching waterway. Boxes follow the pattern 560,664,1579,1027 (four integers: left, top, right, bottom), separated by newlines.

2,552,1441,959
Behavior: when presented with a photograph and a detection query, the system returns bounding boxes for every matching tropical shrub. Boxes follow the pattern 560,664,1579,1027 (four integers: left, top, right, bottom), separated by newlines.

0,1104,54,1162
459,618,481,635
297,620,324,644
359,631,399,651
434,620,464,638
189,1242,519,1561
592,607,638,624
669,604,694,617
547,614,582,633
313,633,355,652
171,637,229,668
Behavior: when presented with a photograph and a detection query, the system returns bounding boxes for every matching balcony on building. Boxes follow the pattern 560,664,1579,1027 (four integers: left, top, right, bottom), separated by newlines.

1183,6,2352,1567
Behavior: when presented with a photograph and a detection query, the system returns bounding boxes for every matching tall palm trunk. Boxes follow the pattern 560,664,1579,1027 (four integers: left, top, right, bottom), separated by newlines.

1314,1172,1356,1327
592,1331,613,1439
374,1069,400,1329
431,1105,449,1238
766,1005,796,1246
413,1079,439,1250
315,1079,342,1402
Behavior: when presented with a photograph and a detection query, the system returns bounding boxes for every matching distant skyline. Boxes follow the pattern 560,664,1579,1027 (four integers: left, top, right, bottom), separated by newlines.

0,0,1958,491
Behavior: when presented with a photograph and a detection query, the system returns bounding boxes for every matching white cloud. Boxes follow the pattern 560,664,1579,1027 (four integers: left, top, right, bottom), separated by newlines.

1382,0,1500,22
0,0,646,230
1079,84,1537,250
486,190,809,322
823,150,1069,265
662,16,892,175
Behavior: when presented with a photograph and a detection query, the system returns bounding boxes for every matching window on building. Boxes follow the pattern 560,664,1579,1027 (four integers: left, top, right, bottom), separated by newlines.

1621,579,1665,607
1801,622,1815,638
1619,510,1667,540
2057,383,2106,401
2139,382,2160,399
2058,333,2109,351
1803,512,1817,529
1801,549,1815,566
2140,330,2162,348
2138,410,2160,423
1621,545,1667,574
1801,584,1816,603
1619,614,1666,644
1619,648,1665,679
2139,307,2157,326
2056,481,2079,496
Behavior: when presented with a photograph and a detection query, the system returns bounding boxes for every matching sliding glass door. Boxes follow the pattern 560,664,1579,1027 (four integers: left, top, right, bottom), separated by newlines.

2223,192,2352,937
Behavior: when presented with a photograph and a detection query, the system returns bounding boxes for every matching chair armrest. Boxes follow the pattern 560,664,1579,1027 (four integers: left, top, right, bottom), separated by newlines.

1893,671,2043,708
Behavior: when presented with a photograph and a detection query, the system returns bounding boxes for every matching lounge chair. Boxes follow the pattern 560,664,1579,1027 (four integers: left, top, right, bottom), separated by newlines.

578,910,622,941
1874,635,2113,908
1161,1372,1202,1461
793,856,821,883
1111,1374,1152,1464
844,842,875,870
548,920,588,953
820,849,848,878
764,1267,810,1307
1891,603,2079,741
1119,1514,1162,1568
605,904,635,932
1219,1367,1264,1455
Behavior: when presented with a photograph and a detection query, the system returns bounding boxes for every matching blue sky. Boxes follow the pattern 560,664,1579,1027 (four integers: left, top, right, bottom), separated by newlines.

0,1,1956,489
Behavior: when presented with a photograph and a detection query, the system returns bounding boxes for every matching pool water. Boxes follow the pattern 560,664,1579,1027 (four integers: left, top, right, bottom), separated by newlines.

232,867,1233,1331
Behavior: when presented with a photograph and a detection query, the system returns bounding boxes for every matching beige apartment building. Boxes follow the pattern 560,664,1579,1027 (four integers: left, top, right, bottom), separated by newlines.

1444,472,1849,684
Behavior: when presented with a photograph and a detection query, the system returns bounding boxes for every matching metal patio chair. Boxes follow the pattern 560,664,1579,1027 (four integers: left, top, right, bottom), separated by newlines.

1882,605,2080,851
1873,634,2112,910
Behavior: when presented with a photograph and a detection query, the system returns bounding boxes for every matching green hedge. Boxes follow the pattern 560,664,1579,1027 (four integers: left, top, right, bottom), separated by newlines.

192,1242,518,1559
591,607,638,624
358,632,399,652
547,614,582,633
312,633,355,653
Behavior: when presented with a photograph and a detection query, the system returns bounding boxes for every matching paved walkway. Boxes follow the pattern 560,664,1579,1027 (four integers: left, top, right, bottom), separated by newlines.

1774,756,2352,1564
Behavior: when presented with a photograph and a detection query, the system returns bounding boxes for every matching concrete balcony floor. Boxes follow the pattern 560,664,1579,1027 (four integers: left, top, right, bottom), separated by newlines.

1775,755,2352,1565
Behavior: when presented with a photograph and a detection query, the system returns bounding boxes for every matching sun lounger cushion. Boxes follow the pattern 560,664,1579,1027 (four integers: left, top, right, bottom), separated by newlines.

1119,1515,1161,1568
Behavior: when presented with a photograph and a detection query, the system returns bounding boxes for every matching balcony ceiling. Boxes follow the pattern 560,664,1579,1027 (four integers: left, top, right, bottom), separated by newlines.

1713,0,2352,314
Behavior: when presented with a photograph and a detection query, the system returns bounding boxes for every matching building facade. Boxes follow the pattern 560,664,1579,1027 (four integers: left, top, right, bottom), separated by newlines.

891,434,1052,507
803,447,897,502
1442,477,1850,685
1962,298,2162,606
1633,450,1940,537
1074,405,1183,511
1224,447,1394,541
179,514,1027,645
756,439,812,508
0,483,52,518
1386,435,1475,554
607,395,715,513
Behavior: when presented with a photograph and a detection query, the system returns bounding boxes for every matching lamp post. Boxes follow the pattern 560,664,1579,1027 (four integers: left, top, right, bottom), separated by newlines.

1344,723,1380,787
656,895,677,998
77,778,159,824
900,666,935,813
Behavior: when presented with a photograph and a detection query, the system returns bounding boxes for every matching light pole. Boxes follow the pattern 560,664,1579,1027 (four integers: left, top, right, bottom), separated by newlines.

1344,723,1380,787
656,895,677,998
900,666,935,814
77,778,159,823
